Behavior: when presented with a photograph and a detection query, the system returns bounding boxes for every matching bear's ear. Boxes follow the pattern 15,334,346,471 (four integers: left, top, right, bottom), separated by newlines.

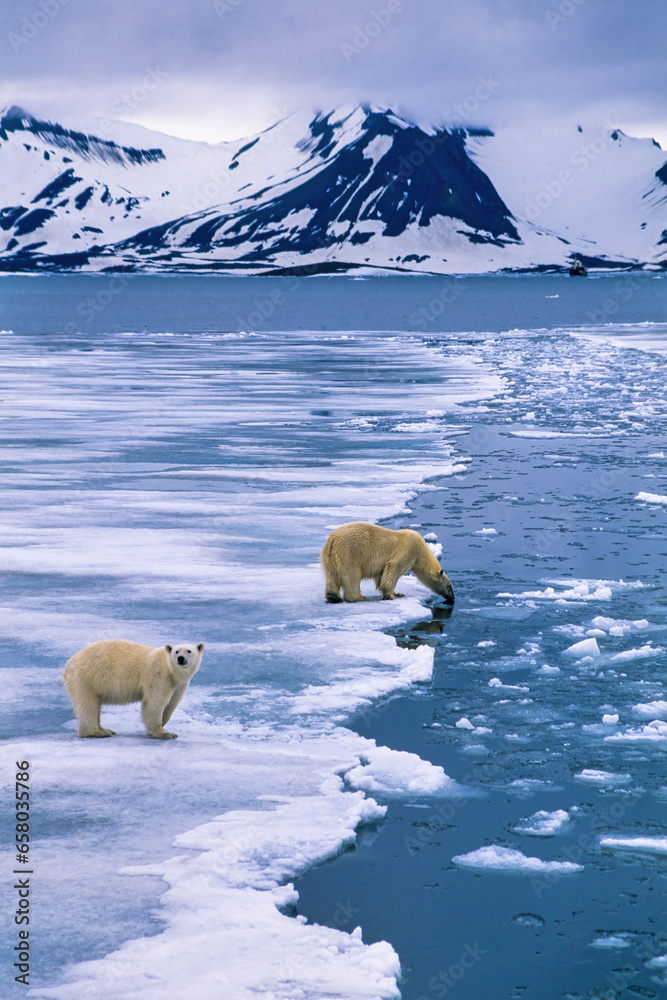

165,644,173,654
197,642,205,652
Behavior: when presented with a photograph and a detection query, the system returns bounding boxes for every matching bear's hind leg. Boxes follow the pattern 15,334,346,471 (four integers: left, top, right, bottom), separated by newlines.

324,568,344,603
75,692,115,738
341,571,369,602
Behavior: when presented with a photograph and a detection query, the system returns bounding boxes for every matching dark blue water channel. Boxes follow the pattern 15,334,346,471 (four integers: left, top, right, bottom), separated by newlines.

295,328,667,999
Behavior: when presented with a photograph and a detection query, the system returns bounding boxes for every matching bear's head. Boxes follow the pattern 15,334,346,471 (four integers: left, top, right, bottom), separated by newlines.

435,569,455,604
165,643,205,672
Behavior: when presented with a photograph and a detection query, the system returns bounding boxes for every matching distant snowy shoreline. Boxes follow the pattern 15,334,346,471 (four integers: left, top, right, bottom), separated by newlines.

1,103,665,275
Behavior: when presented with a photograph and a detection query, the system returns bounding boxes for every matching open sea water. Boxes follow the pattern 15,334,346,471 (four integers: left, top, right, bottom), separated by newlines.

0,273,666,999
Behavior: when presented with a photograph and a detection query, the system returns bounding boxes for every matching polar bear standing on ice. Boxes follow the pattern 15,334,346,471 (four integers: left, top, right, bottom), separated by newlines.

320,522,454,604
63,639,205,739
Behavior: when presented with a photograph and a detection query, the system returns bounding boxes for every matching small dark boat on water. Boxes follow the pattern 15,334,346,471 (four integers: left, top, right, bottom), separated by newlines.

569,257,587,276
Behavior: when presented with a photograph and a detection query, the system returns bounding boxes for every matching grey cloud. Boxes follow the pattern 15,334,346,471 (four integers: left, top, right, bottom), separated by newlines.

0,0,665,140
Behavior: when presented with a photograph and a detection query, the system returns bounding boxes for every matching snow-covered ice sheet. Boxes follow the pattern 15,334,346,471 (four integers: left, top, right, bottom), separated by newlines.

0,326,497,998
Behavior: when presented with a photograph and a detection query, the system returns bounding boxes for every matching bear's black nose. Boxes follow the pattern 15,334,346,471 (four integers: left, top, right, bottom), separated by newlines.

177,655,187,665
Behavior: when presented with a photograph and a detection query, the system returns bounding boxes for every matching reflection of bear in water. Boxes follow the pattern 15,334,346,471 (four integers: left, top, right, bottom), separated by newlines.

63,639,204,739
320,521,454,604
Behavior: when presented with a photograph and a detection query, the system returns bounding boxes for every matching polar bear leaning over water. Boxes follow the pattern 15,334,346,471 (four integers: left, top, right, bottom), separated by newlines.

64,639,204,739
320,521,454,604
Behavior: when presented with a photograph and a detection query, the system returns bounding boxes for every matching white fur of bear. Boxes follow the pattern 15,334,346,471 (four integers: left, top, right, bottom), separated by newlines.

63,639,204,739
320,521,454,603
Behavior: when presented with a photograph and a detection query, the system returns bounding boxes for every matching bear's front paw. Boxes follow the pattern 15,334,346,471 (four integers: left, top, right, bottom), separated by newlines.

148,731,178,739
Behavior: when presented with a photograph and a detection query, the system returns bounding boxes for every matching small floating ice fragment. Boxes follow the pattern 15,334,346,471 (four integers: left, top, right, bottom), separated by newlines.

635,491,667,504
632,700,667,719
511,810,570,837
590,934,633,949
574,769,631,786
600,835,667,855
452,845,582,873
488,677,530,692
497,579,635,603
455,717,475,730
605,720,667,742
563,637,600,659
512,913,545,926
508,778,560,795
610,644,661,662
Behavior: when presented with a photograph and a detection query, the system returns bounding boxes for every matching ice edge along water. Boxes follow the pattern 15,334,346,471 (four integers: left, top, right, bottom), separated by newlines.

2,328,493,1000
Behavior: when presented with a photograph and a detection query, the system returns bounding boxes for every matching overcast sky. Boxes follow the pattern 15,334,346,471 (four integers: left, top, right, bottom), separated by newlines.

1,0,665,145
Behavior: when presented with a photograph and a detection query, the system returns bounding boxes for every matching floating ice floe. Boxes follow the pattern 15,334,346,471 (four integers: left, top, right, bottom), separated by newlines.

508,778,561,795
475,527,498,535
452,845,582,873
600,835,667,855
511,809,570,837
488,678,530,692
392,421,459,435
590,615,650,634
604,720,667,742
455,717,491,735
632,700,667,719
590,934,633,949
498,579,643,604
609,643,661,662
574,769,631,786
563,637,601,659
635,491,667,504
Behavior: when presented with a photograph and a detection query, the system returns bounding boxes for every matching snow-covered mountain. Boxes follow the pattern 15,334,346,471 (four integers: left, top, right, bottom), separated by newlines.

1,102,665,273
